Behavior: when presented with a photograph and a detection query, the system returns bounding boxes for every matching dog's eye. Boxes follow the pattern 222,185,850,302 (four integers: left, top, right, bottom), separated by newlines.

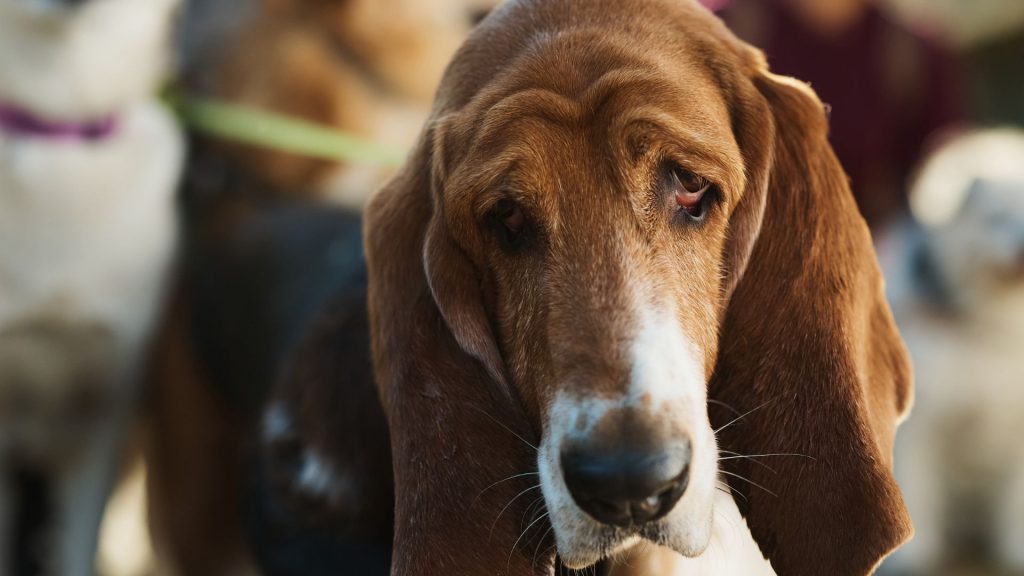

489,198,528,250
667,164,712,220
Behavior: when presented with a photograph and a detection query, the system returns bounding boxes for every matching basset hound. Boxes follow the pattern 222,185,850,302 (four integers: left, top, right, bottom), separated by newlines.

363,0,914,573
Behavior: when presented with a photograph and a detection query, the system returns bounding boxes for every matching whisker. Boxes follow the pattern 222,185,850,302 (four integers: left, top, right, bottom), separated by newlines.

717,452,777,475
707,398,742,417
531,525,554,570
507,511,550,572
717,481,748,503
720,451,815,461
473,471,539,504
537,543,558,573
713,399,773,435
719,470,777,498
490,484,541,537
522,495,546,529
470,405,538,452
717,452,817,476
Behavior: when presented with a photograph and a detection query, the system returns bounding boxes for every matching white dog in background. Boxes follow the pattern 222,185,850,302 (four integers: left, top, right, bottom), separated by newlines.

0,0,182,574
879,129,1024,575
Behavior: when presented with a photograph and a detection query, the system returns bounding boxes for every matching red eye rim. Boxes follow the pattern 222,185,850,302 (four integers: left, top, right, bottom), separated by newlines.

495,198,524,233
490,198,529,250
669,165,711,218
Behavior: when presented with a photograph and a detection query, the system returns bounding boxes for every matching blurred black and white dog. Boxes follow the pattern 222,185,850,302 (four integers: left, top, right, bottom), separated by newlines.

0,0,182,573
880,129,1024,574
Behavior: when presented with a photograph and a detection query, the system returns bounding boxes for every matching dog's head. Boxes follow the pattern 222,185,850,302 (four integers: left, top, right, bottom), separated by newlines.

0,0,179,120
909,129,1024,307
366,0,913,573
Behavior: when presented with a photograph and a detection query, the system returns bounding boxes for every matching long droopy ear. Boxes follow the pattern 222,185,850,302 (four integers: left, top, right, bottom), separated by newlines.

709,66,915,575
365,130,538,576
422,122,510,393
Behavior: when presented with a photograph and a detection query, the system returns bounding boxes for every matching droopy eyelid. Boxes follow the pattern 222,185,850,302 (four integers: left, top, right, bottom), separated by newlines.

625,120,740,203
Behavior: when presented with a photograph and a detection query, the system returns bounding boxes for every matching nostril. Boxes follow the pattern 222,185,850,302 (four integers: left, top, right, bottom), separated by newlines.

561,439,691,528
577,496,631,527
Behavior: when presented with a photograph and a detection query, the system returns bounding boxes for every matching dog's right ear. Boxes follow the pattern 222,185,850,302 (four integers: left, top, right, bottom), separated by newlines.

365,126,537,576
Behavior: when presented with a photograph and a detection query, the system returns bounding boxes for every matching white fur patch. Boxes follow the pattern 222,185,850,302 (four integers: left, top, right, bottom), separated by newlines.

0,0,181,121
262,403,294,444
262,406,352,503
295,450,348,501
538,300,717,568
910,129,1024,226
608,489,776,576
629,306,706,407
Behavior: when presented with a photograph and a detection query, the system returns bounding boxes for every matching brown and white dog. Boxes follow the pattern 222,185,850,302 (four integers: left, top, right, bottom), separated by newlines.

362,0,914,574
0,0,182,574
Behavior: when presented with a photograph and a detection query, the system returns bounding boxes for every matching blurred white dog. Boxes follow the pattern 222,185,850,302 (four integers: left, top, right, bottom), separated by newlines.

880,129,1024,574
0,0,182,574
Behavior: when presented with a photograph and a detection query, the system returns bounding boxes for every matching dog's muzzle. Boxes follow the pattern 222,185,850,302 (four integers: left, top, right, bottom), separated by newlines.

561,426,691,528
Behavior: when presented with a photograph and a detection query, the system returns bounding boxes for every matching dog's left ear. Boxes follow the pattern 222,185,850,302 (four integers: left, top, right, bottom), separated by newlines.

710,54,914,575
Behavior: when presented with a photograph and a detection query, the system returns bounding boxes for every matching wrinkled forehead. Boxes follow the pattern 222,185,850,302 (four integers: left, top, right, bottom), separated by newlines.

442,31,746,210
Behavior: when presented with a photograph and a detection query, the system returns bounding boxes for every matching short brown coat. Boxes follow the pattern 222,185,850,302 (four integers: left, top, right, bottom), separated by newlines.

365,1,913,574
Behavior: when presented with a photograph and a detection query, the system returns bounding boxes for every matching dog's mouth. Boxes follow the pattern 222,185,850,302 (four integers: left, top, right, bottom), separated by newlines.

545,510,711,570
551,530,644,572
554,556,612,576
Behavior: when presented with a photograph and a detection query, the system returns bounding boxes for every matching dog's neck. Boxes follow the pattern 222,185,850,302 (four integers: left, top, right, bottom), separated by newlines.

0,101,119,141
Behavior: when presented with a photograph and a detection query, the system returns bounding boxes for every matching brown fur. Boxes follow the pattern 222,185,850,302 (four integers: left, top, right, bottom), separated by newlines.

144,293,256,576
209,0,498,198
145,1,497,572
365,0,913,574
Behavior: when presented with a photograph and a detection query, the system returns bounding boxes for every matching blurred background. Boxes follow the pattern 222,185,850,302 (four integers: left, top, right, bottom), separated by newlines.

1,0,1022,575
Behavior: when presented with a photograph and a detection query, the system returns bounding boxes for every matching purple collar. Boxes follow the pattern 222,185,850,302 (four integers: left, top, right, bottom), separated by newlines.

0,102,119,141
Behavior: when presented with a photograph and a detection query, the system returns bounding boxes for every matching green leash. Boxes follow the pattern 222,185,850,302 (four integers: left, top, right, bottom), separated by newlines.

171,94,407,168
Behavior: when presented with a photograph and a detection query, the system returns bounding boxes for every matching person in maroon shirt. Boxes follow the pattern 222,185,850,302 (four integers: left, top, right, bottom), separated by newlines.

710,0,964,229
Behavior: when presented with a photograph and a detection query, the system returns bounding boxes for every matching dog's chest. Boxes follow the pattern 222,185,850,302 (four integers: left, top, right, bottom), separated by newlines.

609,491,776,576
0,101,182,337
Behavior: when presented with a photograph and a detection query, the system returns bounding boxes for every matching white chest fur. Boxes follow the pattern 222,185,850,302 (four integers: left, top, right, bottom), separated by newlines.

0,100,183,359
609,490,777,576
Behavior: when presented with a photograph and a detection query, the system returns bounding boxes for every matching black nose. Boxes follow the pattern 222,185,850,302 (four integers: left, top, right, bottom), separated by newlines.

560,439,690,528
